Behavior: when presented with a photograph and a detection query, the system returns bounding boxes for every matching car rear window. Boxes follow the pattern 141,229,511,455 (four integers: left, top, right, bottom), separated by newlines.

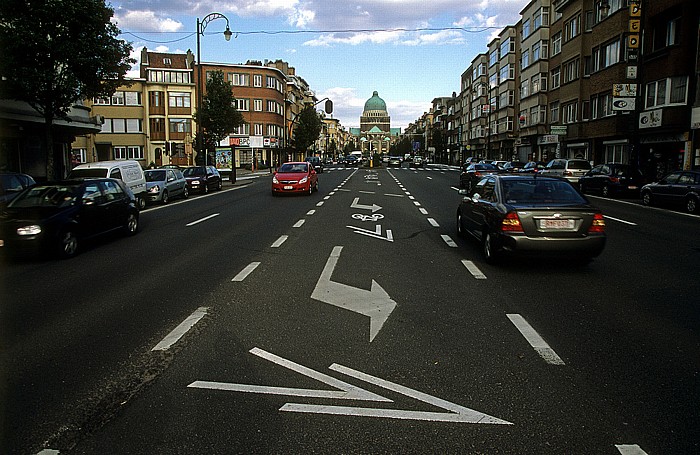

567,160,592,170
70,168,108,178
145,171,166,182
502,179,586,205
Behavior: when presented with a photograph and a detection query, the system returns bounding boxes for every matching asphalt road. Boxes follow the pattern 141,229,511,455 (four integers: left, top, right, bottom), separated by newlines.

1,164,699,454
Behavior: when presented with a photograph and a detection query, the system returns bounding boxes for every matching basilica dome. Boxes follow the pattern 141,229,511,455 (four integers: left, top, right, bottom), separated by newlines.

363,91,387,112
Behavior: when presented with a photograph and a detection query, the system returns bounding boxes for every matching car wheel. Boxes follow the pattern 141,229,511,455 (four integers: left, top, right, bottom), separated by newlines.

641,190,652,206
482,231,500,264
58,229,79,259
601,185,610,198
183,186,189,199
137,196,146,210
162,190,169,204
124,212,139,236
686,196,698,214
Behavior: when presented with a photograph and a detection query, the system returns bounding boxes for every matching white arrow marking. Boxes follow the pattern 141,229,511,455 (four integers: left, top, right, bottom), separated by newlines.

312,246,396,341
346,224,394,242
351,197,382,213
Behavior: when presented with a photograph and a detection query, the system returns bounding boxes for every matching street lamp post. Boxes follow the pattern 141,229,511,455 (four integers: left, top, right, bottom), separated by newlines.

196,13,232,168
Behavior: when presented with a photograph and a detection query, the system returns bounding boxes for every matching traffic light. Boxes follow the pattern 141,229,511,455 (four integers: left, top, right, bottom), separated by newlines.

165,142,170,155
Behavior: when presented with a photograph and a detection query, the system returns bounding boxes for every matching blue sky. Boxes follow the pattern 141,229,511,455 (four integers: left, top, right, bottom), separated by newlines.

112,0,528,131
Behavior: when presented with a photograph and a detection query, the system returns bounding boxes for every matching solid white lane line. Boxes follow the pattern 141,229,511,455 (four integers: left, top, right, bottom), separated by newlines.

461,260,486,279
385,193,404,197
441,235,458,248
419,208,429,215
293,219,305,228
428,218,440,227
604,215,637,226
152,307,208,351
186,213,220,226
232,262,261,282
616,444,649,455
506,314,565,365
271,235,288,248
360,190,375,194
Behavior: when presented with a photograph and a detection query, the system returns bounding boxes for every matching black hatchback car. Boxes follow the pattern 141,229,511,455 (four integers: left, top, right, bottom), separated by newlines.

640,170,700,214
456,175,606,263
0,178,139,258
183,165,222,194
579,163,646,198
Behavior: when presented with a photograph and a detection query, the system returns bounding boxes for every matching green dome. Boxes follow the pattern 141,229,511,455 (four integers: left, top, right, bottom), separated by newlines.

364,91,387,112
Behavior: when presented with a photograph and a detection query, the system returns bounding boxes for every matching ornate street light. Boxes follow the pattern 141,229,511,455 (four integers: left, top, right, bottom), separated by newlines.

196,13,232,168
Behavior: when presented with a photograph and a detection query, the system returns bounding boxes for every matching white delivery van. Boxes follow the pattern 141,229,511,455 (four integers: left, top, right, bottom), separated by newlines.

70,160,147,209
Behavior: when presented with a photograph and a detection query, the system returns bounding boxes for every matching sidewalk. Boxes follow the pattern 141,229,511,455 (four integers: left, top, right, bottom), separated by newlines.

222,168,273,187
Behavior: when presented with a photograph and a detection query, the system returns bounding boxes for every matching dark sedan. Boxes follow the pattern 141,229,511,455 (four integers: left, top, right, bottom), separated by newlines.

459,163,501,191
183,165,222,194
640,170,700,214
0,178,139,258
456,175,606,263
519,161,546,174
579,163,646,198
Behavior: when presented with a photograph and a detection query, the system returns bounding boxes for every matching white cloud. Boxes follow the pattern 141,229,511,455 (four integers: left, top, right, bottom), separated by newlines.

114,10,183,33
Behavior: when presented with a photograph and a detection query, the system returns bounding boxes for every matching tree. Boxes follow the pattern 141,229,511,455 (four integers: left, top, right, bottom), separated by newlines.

0,0,134,180
293,105,322,153
193,70,244,165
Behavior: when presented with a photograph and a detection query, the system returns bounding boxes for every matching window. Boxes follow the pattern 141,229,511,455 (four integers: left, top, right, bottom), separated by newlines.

533,10,542,30
266,76,277,89
563,101,578,124
126,119,142,133
532,42,541,62
602,40,620,68
148,70,190,84
564,14,581,41
254,123,263,136
112,119,126,133
520,79,530,99
550,101,560,123
128,146,144,160
254,99,263,112
169,119,191,133
149,91,163,108
552,32,562,55
521,50,530,70
235,98,249,111
551,66,561,89
94,97,110,105
499,90,514,107
228,73,250,86
563,59,580,83
666,17,680,46
489,72,499,89
71,149,87,164
499,64,514,82
499,37,514,56
253,74,262,87
489,50,499,67
233,124,249,135
522,19,531,40
125,92,140,106
532,73,547,93
111,92,125,105
646,76,689,108
168,92,191,108
599,93,614,118
582,100,590,121
113,146,127,160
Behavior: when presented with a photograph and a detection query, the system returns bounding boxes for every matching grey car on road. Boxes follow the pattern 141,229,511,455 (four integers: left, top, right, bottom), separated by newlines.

145,168,188,204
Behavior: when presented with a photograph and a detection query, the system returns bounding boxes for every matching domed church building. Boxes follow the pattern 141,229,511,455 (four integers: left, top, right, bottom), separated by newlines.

354,91,401,155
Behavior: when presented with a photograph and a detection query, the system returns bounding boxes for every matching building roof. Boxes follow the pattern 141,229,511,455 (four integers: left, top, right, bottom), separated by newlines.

363,91,387,112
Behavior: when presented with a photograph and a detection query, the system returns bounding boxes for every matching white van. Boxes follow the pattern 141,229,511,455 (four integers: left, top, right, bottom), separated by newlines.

70,160,147,209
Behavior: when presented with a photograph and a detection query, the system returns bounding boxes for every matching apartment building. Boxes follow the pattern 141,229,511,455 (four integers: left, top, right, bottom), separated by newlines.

462,54,489,159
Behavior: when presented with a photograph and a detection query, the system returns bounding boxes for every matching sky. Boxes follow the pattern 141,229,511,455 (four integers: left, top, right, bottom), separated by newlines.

111,0,529,131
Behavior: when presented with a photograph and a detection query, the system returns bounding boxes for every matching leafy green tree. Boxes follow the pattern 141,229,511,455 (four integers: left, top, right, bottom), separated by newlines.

193,70,244,165
0,0,134,179
293,105,322,153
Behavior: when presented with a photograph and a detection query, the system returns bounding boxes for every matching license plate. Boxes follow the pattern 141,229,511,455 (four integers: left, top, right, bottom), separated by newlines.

284,185,293,190
540,219,575,229
628,185,638,190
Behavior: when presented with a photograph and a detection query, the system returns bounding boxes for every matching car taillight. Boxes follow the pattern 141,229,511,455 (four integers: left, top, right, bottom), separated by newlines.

564,170,573,176
588,213,605,233
474,171,482,177
501,212,523,232
608,177,620,183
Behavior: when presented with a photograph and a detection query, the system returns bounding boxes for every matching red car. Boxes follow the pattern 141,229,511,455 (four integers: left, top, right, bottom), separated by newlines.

271,162,318,196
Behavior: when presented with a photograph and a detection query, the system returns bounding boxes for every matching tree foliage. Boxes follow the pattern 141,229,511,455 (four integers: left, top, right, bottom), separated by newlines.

293,105,322,153
0,0,134,178
193,70,244,163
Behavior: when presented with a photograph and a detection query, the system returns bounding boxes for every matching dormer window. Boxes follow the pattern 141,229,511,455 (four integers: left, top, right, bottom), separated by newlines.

163,58,172,65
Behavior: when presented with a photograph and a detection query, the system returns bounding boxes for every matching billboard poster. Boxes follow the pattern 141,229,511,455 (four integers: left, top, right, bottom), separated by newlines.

215,148,233,169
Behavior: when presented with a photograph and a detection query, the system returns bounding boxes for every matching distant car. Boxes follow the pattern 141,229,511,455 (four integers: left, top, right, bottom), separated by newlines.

144,168,188,204
640,170,700,214
388,156,402,167
410,156,425,167
305,156,324,173
456,175,606,263
459,163,501,191
493,160,508,169
519,161,546,174
272,162,318,195
463,156,481,165
0,178,139,258
183,166,222,194
345,155,360,167
579,164,646,198
502,161,527,173
540,159,592,184
0,172,36,207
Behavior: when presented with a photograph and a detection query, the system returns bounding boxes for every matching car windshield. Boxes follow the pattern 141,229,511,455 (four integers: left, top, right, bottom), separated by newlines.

8,185,80,208
183,167,205,177
474,164,498,170
501,179,587,205
278,163,308,173
145,170,166,182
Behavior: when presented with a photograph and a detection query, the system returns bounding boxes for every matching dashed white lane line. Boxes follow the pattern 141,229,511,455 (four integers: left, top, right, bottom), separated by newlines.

307,209,316,215
152,307,208,351
441,235,458,248
385,193,404,197
413,201,421,206
293,219,305,228
428,218,440,227
616,444,649,455
232,262,261,282
604,215,637,226
186,213,220,226
272,235,288,248
506,314,565,365
316,201,325,207
461,260,486,279
419,208,429,215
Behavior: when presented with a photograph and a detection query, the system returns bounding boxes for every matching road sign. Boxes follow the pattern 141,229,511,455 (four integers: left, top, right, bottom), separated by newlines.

189,347,514,425
550,126,567,135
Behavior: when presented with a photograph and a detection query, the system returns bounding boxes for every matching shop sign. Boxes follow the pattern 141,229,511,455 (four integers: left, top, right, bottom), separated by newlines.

538,135,559,145
550,126,567,135
639,109,662,129
613,84,637,97
691,107,700,130
613,98,636,111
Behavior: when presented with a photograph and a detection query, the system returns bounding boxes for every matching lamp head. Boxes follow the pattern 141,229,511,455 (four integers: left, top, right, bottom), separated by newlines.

224,27,233,41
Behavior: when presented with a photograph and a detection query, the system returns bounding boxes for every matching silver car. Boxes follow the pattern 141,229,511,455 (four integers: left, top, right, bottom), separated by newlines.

145,168,188,204
540,159,592,185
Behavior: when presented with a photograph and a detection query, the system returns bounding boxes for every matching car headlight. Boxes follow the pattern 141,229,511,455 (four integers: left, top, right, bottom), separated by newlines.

17,225,42,236
299,176,308,184
148,185,160,193
272,176,279,184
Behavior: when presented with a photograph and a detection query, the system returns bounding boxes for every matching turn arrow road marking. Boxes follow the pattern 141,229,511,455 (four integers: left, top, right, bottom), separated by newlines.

351,197,382,213
312,246,396,342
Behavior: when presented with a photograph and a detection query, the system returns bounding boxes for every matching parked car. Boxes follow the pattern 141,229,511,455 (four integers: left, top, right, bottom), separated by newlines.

305,156,324,173
640,170,700,214
1,172,36,207
183,166,222,194
463,156,481,165
388,156,402,167
540,158,592,184
144,168,188,204
456,175,606,263
493,160,508,169
70,160,147,210
272,162,318,196
459,163,501,191
0,178,139,258
579,164,646,198
410,156,425,167
519,161,546,173
502,161,527,173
